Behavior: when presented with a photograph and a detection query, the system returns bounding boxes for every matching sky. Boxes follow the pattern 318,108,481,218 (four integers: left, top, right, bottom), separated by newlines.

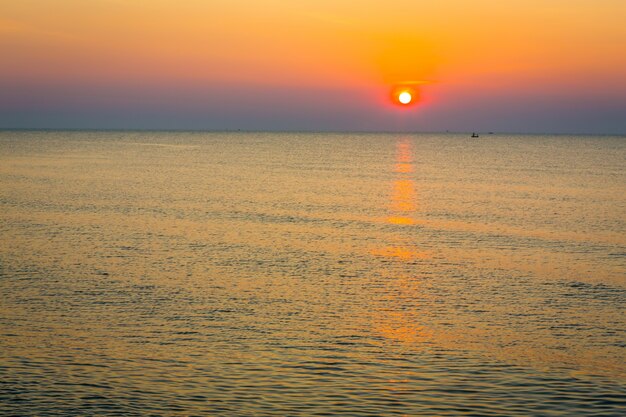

1,0,625,133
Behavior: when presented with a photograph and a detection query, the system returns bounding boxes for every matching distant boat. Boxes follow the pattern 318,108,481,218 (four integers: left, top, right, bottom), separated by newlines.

471,132,479,138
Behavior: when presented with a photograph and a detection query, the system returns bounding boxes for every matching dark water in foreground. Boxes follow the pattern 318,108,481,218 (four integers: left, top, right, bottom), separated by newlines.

1,131,625,415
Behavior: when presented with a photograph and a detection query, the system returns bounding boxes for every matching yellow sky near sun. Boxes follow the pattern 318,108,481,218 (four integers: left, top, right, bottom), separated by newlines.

2,0,626,94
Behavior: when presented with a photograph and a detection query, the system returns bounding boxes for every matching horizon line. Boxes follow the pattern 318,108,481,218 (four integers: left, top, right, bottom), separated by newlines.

1,127,625,137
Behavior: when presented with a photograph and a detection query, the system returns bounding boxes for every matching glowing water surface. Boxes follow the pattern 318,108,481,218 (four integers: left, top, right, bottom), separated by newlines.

1,131,625,415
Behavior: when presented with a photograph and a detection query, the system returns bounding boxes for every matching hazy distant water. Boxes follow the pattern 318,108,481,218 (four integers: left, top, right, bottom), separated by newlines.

1,131,625,416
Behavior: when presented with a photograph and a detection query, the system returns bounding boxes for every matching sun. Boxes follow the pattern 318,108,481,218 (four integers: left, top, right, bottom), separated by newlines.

398,91,412,104
390,85,421,107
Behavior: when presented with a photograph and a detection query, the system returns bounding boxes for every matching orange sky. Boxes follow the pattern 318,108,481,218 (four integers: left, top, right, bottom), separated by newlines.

1,0,625,131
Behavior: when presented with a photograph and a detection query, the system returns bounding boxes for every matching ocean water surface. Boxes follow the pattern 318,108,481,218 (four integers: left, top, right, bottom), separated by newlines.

1,131,625,415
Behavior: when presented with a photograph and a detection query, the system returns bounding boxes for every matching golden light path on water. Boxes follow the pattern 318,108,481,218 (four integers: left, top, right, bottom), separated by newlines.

372,138,432,344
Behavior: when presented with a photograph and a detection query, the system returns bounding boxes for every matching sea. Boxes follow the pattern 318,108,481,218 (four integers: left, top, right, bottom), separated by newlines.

1,130,625,416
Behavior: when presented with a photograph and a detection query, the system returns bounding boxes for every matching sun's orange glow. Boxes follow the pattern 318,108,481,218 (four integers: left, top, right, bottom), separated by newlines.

398,91,412,104
390,85,421,107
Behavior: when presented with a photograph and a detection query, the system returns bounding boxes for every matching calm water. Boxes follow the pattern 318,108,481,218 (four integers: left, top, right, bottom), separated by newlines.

1,131,625,416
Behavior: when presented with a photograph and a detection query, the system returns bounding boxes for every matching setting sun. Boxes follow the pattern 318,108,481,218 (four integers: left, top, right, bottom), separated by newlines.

391,86,419,107
398,92,412,104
